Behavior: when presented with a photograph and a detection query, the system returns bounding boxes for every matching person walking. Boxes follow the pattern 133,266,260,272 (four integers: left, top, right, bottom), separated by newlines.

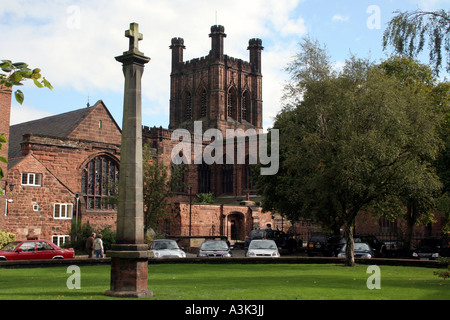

85,232,96,258
94,234,104,258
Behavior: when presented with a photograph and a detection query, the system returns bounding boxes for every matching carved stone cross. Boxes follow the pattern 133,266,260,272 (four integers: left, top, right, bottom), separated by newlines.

125,22,143,53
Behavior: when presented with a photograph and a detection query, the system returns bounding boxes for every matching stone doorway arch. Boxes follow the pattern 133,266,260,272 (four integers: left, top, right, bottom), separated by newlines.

226,211,245,241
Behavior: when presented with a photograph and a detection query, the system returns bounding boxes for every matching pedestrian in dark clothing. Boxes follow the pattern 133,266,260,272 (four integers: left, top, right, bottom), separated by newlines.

86,232,96,258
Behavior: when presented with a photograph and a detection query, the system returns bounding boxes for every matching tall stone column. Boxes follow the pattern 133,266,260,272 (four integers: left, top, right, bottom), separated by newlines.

105,22,152,298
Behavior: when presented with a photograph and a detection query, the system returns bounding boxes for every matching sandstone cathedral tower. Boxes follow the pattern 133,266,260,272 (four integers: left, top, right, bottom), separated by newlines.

168,25,263,133
144,25,264,197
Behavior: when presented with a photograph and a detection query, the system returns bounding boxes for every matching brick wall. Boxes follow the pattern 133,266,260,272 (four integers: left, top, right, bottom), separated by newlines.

164,202,274,241
1,102,121,240
0,154,74,240
69,101,121,145
0,88,11,181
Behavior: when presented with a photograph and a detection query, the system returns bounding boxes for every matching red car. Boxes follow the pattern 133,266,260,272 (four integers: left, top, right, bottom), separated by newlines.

0,240,75,261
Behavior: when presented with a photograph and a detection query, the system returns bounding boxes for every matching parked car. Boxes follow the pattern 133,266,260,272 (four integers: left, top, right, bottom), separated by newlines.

338,235,387,258
266,229,297,253
355,235,386,257
149,239,186,258
247,229,297,253
0,240,75,261
246,239,280,258
197,240,232,257
337,242,375,259
307,234,341,257
412,238,449,260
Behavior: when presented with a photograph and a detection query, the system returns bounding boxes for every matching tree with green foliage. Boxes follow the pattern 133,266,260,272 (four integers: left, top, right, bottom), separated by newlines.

142,144,183,238
195,192,215,204
0,60,53,187
0,134,7,182
383,9,450,75
0,60,53,104
433,81,450,233
0,230,15,248
378,56,449,248
255,38,443,266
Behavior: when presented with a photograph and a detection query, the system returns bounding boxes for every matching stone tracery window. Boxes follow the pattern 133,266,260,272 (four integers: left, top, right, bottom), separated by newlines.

184,91,192,120
242,91,250,122
227,87,238,119
198,161,211,194
81,155,119,210
222,163,233,194
200,89,207,118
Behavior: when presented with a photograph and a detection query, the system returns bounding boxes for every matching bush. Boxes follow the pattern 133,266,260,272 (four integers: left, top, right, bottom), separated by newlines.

97,226,115,253
195,192,215,204
0,230,16,248
69,220,95,254
68,221,116,255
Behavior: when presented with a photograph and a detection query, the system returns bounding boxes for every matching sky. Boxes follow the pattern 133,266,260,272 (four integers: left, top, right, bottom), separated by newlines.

1,0,449,132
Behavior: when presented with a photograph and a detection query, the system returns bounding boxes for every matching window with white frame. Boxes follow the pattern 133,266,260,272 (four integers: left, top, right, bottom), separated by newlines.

21,173,43,186
54,203,73,219
52,235,70,247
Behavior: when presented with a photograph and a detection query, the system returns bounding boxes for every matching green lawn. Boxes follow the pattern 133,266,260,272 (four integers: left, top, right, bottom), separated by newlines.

0,263,448,300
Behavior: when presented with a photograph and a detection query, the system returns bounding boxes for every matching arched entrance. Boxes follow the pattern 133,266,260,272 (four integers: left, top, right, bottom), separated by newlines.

226,212,245,241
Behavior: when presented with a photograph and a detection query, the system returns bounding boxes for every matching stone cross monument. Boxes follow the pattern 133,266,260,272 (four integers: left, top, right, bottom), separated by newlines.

105,22,152,298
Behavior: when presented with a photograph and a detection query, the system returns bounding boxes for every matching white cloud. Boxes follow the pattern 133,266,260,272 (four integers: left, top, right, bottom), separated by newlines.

332,14,350,22
415,0,450,10
10,104,54,125
1,0,307,129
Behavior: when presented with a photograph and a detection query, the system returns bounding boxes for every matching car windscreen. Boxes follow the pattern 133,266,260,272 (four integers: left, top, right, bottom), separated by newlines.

249,241,276,249
250,230,265,239
341,243,370,251
200,241,229,250
152,241,179,250
0,241,21,251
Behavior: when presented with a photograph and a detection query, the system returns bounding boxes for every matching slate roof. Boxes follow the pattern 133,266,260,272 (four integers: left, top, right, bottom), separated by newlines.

8,102,98,160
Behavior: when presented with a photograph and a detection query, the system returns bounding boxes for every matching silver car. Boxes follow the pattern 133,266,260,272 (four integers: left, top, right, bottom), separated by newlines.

149,239,186,258
198,240,232,257
246,239,280,257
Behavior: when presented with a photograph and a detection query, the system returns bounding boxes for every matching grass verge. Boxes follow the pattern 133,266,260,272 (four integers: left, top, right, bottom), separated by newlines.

0,263,448,300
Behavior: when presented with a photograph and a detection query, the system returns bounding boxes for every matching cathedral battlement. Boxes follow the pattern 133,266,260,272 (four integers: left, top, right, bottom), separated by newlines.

142,125,172,139
169,25,263,131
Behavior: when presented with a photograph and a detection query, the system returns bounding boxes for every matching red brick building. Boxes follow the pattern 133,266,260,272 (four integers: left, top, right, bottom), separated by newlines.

0,25,444,247
0,25,275,244
143,25,273,241
0,100,121,243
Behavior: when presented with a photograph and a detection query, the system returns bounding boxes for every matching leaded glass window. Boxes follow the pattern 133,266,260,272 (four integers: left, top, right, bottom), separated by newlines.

81,155,119,210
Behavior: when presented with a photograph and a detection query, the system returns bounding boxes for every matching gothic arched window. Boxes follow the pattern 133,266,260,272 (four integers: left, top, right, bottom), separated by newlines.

222,163,233,194
81,155,119,210
200,89,207,118
244,164,254,190
198,161,211,194
184,92,192,121
227,87,237,119
242,91,250,122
